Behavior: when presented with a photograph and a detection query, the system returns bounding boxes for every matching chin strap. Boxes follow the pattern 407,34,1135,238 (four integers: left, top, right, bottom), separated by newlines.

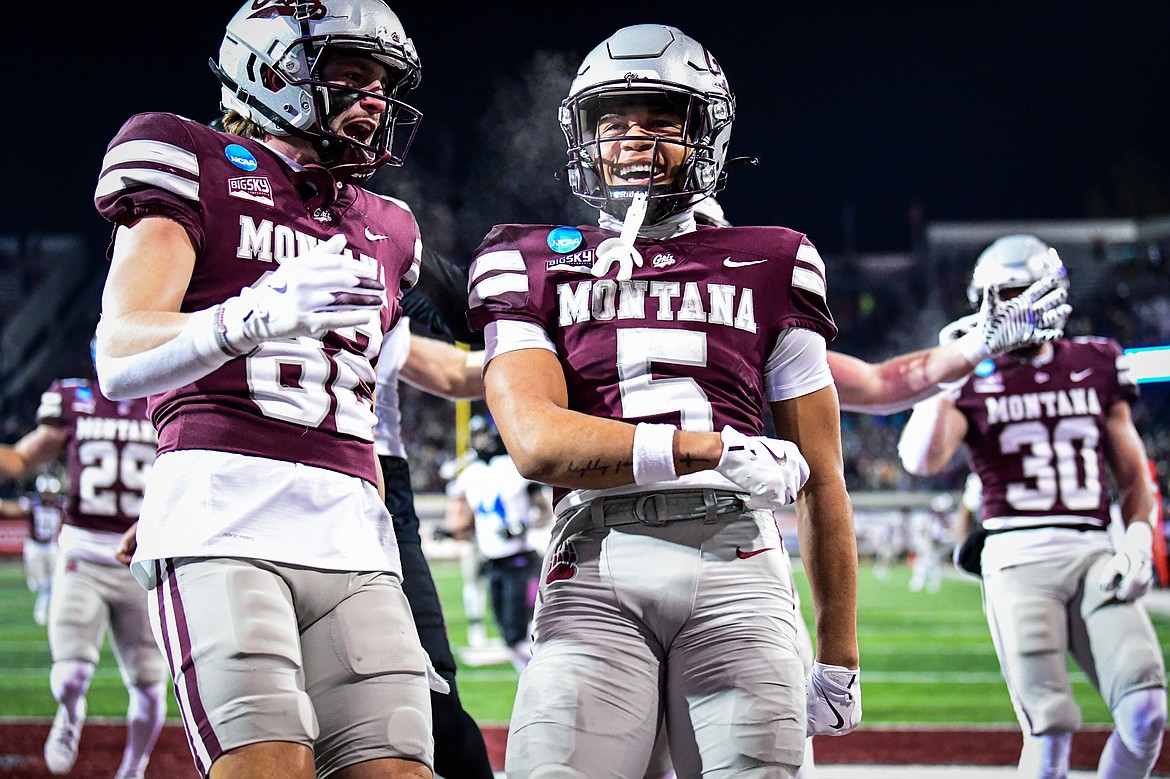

591,193,648,282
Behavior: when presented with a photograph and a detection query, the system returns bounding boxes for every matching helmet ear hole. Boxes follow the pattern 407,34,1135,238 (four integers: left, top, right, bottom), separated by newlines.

259,64,286,93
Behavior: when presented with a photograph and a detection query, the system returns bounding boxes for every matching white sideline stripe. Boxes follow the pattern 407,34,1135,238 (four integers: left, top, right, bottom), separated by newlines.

451,668,1095,684
0,668,131,678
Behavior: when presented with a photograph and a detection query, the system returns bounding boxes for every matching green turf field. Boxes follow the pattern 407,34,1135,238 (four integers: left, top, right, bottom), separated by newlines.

2,557,1167,726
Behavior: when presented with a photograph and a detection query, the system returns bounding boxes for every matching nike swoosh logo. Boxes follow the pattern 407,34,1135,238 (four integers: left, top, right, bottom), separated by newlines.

365,227,390,241
723,257,767,268
1070,369,1093,382
822,689,845,730
735,546,775,559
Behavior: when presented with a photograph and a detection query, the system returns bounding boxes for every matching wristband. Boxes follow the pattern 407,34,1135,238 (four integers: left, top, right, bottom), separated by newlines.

632,423,677,485
95,307,234,401
213,304,249,357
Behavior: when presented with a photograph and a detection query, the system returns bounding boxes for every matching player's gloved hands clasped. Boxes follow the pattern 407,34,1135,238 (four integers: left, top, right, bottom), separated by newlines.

220,234,383,352
956,272,1071,363
715,426,809,510
806,661,862,736
1099,522,1155,601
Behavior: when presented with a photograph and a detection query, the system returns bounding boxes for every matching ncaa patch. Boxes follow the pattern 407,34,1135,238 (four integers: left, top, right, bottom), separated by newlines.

974,359,996,377
225,143,258,171
547,226,583,254
228,176,274,207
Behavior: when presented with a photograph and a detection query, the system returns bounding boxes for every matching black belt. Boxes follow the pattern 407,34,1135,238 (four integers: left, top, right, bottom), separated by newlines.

985,522,1106,536
580,489,747,528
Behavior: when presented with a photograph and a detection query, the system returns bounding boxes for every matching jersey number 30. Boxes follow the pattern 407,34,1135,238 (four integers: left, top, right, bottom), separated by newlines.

999,417,1101,512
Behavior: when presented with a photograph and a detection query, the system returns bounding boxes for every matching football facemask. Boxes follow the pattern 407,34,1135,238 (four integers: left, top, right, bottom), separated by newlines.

560,25,735,224
212,0,423,182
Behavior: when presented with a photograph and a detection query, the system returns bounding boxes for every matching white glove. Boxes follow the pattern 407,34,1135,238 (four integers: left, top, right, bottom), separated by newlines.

956,273,1071,363
715,426,809,510
221,234,383,351
806,661,862,736
1099,522,1155,601
938,313,980,346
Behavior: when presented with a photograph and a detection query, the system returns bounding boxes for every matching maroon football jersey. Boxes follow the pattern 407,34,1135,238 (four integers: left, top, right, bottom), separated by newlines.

94,113,421,483
37,379,155,534
955,337,1137,528
468,222,836,438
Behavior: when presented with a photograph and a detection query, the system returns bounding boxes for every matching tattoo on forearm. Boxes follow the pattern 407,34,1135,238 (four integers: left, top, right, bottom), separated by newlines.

680,451,717,470
566,458,632,478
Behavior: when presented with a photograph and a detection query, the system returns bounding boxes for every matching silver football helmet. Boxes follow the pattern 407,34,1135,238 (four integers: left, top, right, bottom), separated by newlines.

211,0,422,181
967,234,1068,307
560,24,735,223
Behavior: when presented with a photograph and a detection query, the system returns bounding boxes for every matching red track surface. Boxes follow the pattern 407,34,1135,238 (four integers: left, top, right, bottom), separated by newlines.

0,722,1167,776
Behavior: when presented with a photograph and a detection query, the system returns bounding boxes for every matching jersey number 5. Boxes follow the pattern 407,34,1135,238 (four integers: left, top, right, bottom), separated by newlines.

616,328,714,431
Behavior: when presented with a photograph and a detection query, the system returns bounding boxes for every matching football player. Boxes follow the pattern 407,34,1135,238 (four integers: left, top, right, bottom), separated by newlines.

0,469,65,627
0,375,166,779
667,197,1070,779
444,415,552,673
469,24,858,777
91,1,438,777
898,235,1167,779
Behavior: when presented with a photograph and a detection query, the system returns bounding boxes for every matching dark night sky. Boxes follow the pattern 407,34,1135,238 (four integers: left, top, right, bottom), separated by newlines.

13,2,1170,255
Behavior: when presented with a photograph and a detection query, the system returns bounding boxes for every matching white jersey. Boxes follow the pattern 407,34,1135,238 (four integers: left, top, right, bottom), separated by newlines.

449,455,540,560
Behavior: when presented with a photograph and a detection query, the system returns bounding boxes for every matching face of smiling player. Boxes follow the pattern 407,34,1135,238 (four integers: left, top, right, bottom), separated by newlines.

596,97,690,192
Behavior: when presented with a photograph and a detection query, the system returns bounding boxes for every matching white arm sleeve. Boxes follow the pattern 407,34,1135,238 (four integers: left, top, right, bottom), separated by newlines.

764,328,833,402
483,320,555,367
897,394,949,476
95,307,235,400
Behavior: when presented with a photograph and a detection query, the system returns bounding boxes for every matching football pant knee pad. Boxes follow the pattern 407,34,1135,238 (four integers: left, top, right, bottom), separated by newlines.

127,682,167,724
49,659,95,705
1113,687,1167,756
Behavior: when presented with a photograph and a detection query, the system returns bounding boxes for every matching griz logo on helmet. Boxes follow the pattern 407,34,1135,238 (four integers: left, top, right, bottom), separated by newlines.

248,0,328,21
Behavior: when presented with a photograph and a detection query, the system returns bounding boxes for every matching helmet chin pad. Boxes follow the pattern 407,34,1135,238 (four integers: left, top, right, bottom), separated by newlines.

602,184,687,224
